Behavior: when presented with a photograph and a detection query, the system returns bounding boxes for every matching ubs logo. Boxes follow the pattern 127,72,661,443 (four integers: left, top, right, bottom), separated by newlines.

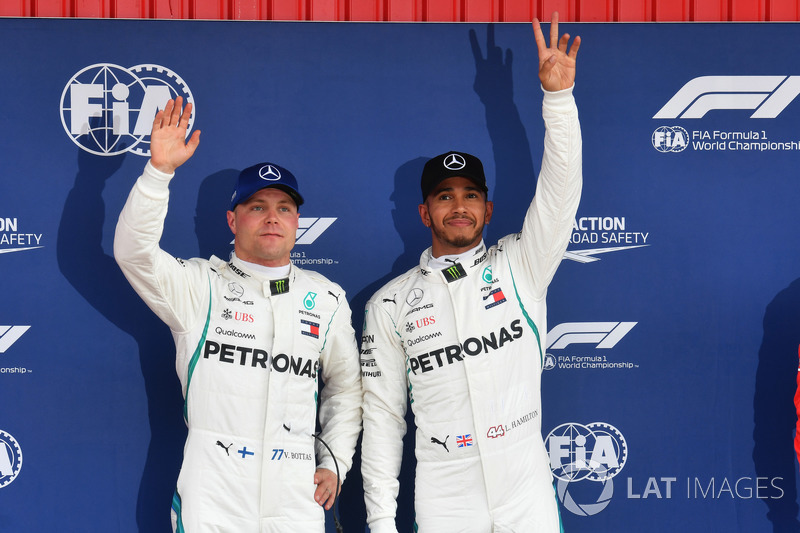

415,316,436,329
222,309,254,323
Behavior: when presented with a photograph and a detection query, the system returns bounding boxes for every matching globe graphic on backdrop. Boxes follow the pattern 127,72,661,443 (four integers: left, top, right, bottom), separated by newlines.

651,125,688,153
60,63,195,157
651,126,674,153
60,64,148,156
547,422,599,482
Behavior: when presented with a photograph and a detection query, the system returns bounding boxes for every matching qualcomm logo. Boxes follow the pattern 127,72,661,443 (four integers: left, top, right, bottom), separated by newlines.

546,422,628,516
0,430,22,488
60,63,195,156
0,326,30,354
654,76,800,119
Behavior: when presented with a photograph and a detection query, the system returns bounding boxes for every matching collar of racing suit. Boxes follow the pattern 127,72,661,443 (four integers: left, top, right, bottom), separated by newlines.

418,240,489,283
210,252,297,298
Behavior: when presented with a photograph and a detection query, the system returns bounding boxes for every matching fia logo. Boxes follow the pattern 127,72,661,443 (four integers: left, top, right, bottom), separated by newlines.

652,126,689,153
60,63,195,156
546,422,628,516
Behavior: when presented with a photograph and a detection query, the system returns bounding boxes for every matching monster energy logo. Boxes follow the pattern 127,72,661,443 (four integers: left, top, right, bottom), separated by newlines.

270,278,290,295
442,263,467,283
304,292,317,310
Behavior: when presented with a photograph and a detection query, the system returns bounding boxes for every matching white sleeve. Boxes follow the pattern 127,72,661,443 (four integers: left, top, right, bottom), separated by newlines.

316,293,363,484
512,86,582,298
360,298,408,533
113,161,205,333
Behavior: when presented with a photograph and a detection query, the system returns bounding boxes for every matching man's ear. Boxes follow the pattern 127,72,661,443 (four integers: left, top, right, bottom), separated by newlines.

226,210,236,235
419,202,433,227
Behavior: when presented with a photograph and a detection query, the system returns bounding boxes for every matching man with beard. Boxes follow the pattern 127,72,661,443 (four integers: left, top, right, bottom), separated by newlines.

360,13,582,532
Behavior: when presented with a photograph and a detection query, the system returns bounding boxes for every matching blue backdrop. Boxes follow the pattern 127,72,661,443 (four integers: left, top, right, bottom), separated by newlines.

1,18,799,532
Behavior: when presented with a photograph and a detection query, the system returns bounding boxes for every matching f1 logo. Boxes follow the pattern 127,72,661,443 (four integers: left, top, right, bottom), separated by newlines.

229,217,337,246
654,76,800,119
547,322,636,350
0,326,30,353
296,217,336,245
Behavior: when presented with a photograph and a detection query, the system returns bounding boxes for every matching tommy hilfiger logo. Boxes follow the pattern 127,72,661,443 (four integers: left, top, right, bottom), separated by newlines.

301,320,320,339
483,288,507,309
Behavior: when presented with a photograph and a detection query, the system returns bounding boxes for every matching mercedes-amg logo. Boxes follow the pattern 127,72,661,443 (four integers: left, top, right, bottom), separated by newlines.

406,288,424,306
259,164,281,181
443,153,466,170
228,282,244,298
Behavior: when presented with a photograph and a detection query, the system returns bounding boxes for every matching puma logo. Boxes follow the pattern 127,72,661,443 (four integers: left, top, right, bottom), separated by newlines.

216,441,233,456
431,435,449,453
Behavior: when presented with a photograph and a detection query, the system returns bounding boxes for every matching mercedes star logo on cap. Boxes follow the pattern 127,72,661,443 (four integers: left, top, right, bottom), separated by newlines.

443,153,466,170
259,164,282,181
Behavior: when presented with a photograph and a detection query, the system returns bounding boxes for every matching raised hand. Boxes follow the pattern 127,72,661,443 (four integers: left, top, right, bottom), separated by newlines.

532,12,580,92
149,96,201,174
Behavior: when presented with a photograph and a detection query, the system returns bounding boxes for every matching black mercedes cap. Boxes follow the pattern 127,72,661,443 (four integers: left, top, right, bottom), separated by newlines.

420,151,488,201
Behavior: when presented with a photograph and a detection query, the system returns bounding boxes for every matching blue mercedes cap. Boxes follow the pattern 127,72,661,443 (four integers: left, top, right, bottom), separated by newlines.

230,162,304,210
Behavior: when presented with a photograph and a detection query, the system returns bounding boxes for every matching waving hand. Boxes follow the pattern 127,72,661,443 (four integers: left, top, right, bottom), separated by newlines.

149,96,201,174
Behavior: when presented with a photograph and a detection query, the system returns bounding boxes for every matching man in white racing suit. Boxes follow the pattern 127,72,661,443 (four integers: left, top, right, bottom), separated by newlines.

360,14,581,532
114,98,362,532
